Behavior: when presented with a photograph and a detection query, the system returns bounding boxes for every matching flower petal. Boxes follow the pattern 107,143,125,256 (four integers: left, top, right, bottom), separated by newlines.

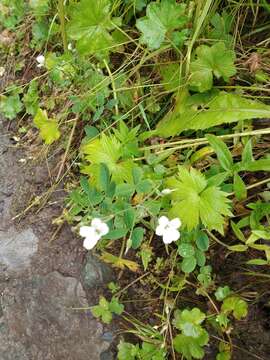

162,229,180,244
158,216,169,226
170,218,181,229
83,236,99,250
99,222,109,236
91,218,103,229
156,224,165,236
79,226,93,238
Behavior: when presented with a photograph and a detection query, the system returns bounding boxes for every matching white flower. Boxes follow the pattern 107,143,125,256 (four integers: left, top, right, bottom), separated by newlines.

80,218,109,250
0,67,5,77
36,54,45,68
161,188,175,196
68,43,73,51
155,216,181,244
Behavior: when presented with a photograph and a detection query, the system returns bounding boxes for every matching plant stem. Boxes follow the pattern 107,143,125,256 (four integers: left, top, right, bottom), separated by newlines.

58,0,68,52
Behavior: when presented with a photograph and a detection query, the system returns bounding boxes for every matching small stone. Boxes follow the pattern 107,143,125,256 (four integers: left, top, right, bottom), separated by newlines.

81,254,113,289
100,350,114,360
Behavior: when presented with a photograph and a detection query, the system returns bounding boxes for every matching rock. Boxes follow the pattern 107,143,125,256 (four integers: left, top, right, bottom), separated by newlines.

81,253,113,289
0,271,109,360
0,227,38,273
100,350,114,360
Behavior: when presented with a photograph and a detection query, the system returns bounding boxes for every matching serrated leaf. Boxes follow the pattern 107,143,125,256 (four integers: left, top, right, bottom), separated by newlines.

67,0,117,57
33,108,60,144
0,94,23,120
117,341,139,360
82,133,135,184
189,42,236,92
109,297,124,315
140,244,153,271
221,296,248,320
173,332,209,359
136,0,187,50
156,90,270,137
168,167,232,233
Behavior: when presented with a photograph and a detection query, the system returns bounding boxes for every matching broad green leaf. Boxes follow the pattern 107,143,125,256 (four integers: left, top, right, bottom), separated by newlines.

173,332,209,359
136,0,187,50
82,133,135,184
168,167,232,233
131,227,145,249
109,297,124,315
221,296,248,320
156,91,270,137
195,249,206,267
0,94,23,120
231,221,246,243
195,231,209,251
181,256,197,273
67,0,118,57
215,286,231,301
99,163,110,193
233,173,247,200
178,243,195,258
117,341,139,360
105,228,128,240
115,183,135,197
33,108,60,144
189,42,236,92
206,134,233,172
208,11,233,48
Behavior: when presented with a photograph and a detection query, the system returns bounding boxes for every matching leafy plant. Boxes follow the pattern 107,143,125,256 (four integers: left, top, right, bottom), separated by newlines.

136,0,188,50
167,167,232,233
91,296,124,324
33,108,60,144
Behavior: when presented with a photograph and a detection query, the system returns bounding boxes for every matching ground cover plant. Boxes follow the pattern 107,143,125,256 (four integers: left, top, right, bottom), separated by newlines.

1,0,270,358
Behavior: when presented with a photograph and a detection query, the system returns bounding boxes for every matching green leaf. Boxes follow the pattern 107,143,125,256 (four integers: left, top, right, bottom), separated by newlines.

173,332,209,359
0,93,23,120
82,133,135,184
67,0,118,57
156,90,270,137
173,308,206,335
91,296,112,324
231,221,246,242
23,80,39,115
140,244,153,271
208,11,233,48
159,63,182,92
189,42,236,92
196,231,209,251
206,134,233,172
99,163,110,193
246,258,268,265
215,286,231,301
33,108,60,144
181,256,197,273
241,139,254,164
115,183,135,197
243,158,270,172
117,341,139,360
136,179,153,194
105,228,128,240
131,227,145,249
178,243,195,258
136,0,187,50
228,244,248,252
168,167,232,234
109,297,124,315
195,249,206,267
233,173,247,200
221,296,248,320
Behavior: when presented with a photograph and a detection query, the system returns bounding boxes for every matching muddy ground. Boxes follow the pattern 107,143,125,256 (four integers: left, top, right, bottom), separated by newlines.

0,119,116,360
